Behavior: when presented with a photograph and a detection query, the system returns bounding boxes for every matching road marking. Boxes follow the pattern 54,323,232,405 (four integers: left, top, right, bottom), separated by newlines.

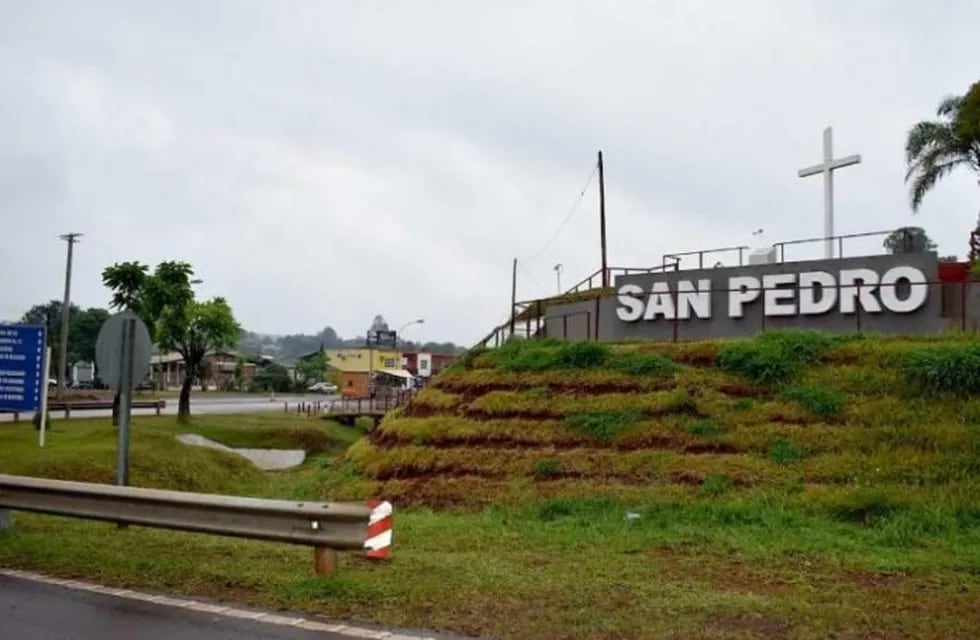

0,569,438,639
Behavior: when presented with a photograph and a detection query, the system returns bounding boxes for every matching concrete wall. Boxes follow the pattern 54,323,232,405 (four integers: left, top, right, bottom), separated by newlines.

545,253,948,342
544,300,598,341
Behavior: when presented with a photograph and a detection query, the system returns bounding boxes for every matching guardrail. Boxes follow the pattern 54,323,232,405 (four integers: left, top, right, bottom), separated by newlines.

2,399,167,422
0,473,393,576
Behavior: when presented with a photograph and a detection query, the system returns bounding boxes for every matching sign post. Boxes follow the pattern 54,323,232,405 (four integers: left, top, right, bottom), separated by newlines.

95,312,152,489
38,347,51,448
0,323,47,426
0,324,45,528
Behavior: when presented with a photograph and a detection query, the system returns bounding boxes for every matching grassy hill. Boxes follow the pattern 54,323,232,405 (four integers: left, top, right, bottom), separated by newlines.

349,332,980,519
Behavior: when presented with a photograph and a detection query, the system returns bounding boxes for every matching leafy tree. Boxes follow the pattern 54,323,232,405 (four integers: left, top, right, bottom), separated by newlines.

968,213,980,263
254,361,292,393
102,261,196,423
19,302,108,380
296,350,330,387
883,226,937,254
103,261,239,422
156,298,241,422
233,357,246,391
905,81,980,211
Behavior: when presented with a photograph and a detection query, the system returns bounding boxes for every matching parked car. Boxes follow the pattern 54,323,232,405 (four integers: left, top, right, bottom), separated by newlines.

308,381,338,394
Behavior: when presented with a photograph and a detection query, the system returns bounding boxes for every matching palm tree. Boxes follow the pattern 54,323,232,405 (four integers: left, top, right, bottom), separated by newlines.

905,81,980,212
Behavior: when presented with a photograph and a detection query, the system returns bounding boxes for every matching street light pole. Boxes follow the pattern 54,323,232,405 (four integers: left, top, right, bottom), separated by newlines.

396,319,425,349
57,233,82,398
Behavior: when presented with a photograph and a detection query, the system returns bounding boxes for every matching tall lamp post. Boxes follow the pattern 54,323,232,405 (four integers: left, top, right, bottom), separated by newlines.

396,318,425,349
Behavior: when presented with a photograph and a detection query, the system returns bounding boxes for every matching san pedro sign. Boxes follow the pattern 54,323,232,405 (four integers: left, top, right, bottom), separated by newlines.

544,253,944,341
616,264,929,321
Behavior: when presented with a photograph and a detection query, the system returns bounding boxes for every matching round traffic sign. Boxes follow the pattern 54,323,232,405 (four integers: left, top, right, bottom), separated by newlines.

95,312,153,391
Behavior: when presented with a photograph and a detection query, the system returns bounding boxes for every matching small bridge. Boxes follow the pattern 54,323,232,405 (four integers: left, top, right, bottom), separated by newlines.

284,393,413,427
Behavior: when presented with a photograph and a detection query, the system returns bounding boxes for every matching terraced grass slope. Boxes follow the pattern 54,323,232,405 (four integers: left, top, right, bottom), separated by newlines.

349,332,980,514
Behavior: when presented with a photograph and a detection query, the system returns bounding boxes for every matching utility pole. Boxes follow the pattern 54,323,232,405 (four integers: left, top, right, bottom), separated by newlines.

553,263,563,293
57,233,82,399
598,150,608,288
509,258,518,337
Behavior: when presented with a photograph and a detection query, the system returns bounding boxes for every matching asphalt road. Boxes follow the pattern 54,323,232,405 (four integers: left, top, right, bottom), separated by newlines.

0,573,443,640
0,394,339,422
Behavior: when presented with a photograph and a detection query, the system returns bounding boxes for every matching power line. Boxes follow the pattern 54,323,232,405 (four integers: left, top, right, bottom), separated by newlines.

520,162,599,265
517,262,550,297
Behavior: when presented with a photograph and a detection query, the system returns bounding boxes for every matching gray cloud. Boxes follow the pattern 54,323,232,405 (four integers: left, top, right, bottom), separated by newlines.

1,0,978,341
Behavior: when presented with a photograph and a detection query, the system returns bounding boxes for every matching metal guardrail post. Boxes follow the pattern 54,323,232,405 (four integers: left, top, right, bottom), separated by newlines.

0,508,10,531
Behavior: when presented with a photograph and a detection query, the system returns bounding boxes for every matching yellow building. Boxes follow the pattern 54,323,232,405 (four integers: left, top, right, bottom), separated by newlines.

324,348,401,374
324,348,404,398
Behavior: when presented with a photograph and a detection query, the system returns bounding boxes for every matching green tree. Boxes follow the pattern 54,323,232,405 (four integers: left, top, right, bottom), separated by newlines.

20,302,108,380
156,298,241,422
232,356,246,391
295,348,330,387
254,361,292,393
102,261,197,423
883,226,937,254
103,261,239,422
905,81,980,211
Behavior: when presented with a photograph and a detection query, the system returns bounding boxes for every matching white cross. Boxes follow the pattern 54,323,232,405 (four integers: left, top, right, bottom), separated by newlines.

797,126,861,259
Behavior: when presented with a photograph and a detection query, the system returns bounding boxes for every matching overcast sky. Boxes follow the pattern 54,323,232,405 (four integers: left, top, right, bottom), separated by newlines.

1,1,978,343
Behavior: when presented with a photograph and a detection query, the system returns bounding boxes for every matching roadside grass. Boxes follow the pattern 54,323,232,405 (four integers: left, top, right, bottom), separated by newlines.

0,414,363,495
3,333,980,638
1,493,978,639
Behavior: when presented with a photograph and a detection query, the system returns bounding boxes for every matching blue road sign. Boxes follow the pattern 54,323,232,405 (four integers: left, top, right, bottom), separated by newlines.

0,324,46,413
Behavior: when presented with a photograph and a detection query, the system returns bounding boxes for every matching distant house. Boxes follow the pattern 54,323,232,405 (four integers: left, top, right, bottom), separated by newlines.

401,351,457,378
150,350,257,390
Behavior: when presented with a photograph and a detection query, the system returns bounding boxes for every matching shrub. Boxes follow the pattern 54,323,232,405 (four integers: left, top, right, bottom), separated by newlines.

768,439,808,465
31,411,53,431
501,348,557,372
757,330,832,364
565,411,642,442
782,384,845,417
700,474,731,498
824,489,905,525
536,497,620,521
899,344,980,395
455,346,489,371
731,398,754,412
687,419,722,437
717,341,800,386
718,330,833,386
608,352,678,377
533,458,562,479
554,341,610,369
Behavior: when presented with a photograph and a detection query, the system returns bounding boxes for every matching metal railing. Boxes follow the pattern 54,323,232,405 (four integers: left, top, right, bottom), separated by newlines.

772,230,904,264
0,474,393,576
284,392,414,418
661,245,751,271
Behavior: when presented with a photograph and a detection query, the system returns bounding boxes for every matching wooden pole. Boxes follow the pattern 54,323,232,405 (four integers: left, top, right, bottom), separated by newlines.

510,258,517,336
598,151,608,289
